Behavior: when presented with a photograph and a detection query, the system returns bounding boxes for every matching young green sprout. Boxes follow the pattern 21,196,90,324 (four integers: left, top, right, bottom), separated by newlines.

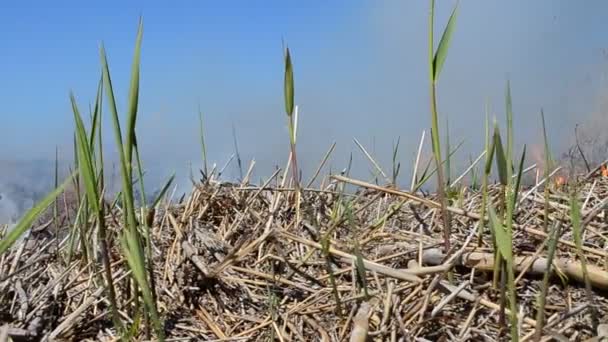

100,18,165,340
198,106,209,178
540,109,553,233
284,45,299,189
428,0,459,252
487,81,526,342
283,44,303,225
71,91,123,331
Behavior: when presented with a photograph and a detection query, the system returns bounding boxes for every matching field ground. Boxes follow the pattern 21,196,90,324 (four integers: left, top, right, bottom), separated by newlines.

1,162,607,341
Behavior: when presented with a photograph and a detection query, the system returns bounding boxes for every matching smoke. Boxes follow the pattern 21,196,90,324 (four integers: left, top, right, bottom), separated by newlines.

0,160,58,224
3,1,608,222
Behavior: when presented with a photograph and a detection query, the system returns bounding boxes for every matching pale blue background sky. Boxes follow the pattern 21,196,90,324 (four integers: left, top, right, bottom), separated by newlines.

1,0,608,202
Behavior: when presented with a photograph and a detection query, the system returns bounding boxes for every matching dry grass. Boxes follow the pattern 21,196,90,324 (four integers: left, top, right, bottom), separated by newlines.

1,163,607,341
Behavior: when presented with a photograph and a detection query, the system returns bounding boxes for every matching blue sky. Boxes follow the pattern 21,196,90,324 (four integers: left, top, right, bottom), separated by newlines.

1,1,608,186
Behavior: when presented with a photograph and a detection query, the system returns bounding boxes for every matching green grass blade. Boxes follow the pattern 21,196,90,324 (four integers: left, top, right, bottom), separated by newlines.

433,1,459,82
0,174,74,255
151,173,175,208
494,122,508,186
445,118,451,186
53,147,59,231
72,91,123,332
100,20,164,340
485,138,496,176
89,76,103,153
540,109,553,174
125,18,143,166
65,192,87,264
414,140,464,191
512,145,526,209
284,46,294,117
541,109,552,233
347,204,369,299
352,241,369,299
231,123,243,180
71,92,100,214
489,204,518,340
505,80,513,180
488,205,511,262
198,106,208,176
392,136,401,185
134,136,147,208
112,20,163,339
95,75,105,190
477,106,494,246
428,0,435,82
100,45,130,196
120,231,161,333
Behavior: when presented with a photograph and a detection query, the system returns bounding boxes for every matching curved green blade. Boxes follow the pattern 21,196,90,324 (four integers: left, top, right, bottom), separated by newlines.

433,1,459,82
284,46,294,116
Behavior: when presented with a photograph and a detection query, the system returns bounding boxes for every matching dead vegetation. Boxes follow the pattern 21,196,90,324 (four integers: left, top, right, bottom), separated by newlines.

1,162,607,341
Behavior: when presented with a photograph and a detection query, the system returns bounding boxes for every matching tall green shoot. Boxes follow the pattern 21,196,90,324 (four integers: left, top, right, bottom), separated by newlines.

477,106,495,246
198,106,208,178
391,137,401,187
428,0,458,251
283,45,299,190
71,92,122,331
53,146,60,241
347,203,369,300
540,109,553,233
232,123,244,181
100,18,164,340
488,205,518,341
283,45,302,226
488,81,523,341
445,118,451,187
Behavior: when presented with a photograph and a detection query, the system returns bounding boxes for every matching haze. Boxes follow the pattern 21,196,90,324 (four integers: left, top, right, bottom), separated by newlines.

2,0,608,223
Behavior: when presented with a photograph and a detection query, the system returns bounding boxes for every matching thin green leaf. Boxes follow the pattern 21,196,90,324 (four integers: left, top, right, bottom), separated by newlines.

512,145,526,208
414,139,465,191
353,241,369,299
445,118,451,186
100,44,131,203
484,138,496,175
540,109,553,175
0,173,74,254
347,204,369,299
198,106,208,176
428,0,435,82
89,76,103,152
494,123,508,186
125,17,143,166
71,92,100,214
505,80,513,180
151,173,175,208
488,205,511,262
433,1,459,82
284,46,294,116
